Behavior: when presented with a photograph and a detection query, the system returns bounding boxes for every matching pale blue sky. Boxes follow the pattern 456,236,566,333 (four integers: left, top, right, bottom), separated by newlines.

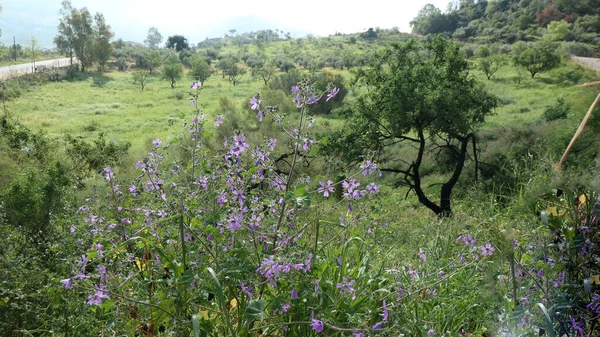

1,0,452,47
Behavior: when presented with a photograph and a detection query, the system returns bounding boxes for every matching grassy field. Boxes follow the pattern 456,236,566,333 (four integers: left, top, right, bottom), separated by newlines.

6,55,598,167
6,70,270,154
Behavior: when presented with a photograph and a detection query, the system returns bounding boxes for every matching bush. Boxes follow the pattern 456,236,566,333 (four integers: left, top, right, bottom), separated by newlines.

117,56,128,71
560,41,597,57
543,97,570,121
174,91,186,100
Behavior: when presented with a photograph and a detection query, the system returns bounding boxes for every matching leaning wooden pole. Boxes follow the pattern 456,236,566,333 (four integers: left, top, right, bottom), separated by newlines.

556,81,600,170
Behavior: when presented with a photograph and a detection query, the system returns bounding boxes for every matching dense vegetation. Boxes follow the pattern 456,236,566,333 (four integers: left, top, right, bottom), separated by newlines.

411,0,600,53
0,1,600,336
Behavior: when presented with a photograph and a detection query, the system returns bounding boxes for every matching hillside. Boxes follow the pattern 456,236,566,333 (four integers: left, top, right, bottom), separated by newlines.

411,0,600,48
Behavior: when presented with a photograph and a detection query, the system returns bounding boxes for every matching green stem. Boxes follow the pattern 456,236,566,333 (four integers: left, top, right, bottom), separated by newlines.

179,211,187,269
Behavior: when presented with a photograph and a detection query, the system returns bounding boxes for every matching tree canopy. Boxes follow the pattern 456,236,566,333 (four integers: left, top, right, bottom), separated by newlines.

54,0,114,72
410,0,600,44
165,35,190,52
144,27,163,48
325,36,497,217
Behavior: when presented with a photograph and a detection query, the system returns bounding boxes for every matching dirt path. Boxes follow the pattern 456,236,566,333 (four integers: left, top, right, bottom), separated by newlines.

0,58,75,79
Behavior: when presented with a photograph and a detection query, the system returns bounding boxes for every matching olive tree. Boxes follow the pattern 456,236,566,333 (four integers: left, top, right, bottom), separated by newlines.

325,36,497,217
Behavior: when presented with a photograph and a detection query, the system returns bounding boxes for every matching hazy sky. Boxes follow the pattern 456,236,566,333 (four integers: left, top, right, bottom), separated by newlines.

1,0,453,47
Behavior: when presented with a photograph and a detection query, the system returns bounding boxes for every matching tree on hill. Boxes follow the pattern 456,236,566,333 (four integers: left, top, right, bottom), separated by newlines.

410,4,458,35
162,54,183,88
512,41,561,78
188,54,212,83
410,0,600,44
165,35,189,52
324,36,497,217
144,27,163,48
141,48,162,74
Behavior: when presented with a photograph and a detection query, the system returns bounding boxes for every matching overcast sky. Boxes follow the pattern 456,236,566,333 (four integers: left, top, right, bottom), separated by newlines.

1,0,453,47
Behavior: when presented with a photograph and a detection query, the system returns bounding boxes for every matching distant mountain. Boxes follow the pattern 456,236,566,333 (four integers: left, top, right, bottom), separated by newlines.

0,0,60,49
196,15,310,42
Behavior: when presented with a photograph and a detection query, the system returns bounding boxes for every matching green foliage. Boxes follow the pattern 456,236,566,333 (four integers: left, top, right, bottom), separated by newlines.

140,47,162,74
326,36,497,216
410,0,600,44
478,54,508,80
162,54,183,88
54,1,114,72
93,13,114,72
144,26,163,48
64,132,130,177
410,4,458,35
545,19,572,41
513,41,562,78
252,63,276,86
165,34,190,51
188,54,212,82
543,97,570,121
132,69,151,91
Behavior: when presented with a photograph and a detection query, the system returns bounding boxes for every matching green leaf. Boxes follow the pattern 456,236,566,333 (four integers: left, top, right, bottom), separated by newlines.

182,269,195,287
537,303,556,337
244,300,266,322
101,300,115,311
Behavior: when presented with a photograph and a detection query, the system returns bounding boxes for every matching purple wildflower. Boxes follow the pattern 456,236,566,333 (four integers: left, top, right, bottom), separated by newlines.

570,315,584,335
271,176,287,191
318,180,335,197
60,278,72,290
87,283,110,305
103,167,114,180
266,138,277,151
152,138,162,147
418,250,427,263
291,85,300,94
336,277,356,299
480,243,495,256
379,299,389,321
239,281,253,299
554,271,565,288
310,312,324,333
249,214,262,230
326,87,340,101
250,97,261,110
428,329,436,336
360,160,379,176
128,184,137,196
366,183,379,194
291,289,298,300
372,322,384,330
190,81,202,89
214,115,223,127
587,293,600,315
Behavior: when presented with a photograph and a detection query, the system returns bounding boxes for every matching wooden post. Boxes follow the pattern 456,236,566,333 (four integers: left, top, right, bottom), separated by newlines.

556,81,600,170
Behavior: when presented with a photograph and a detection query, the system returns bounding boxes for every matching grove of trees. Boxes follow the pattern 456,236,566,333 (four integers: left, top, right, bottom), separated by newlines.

54,0,115,71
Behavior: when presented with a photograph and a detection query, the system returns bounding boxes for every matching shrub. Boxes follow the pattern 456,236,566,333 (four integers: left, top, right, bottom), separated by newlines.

174,91,185,100
543,97,570,121
561,41,597,57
